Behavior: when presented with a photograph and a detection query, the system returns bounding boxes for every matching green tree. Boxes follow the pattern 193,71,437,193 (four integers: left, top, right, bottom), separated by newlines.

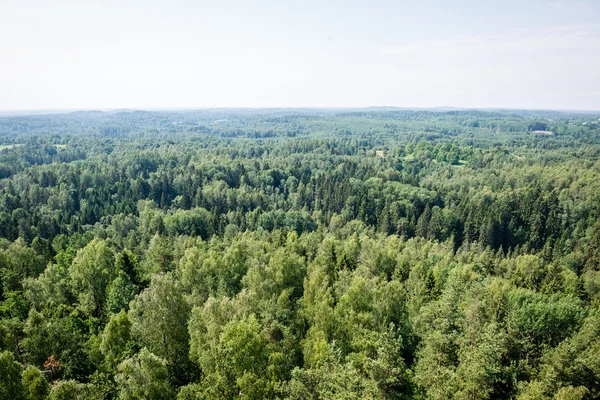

105,271,137,314
454,323,505,400
100,310,135,370
139,234,174,282
191,314,275,399
115,348,174,400
0,350,25,400
129,274,192,385
287,343,381,400
69,239,116,315
47,380,95,400
22,366,49,400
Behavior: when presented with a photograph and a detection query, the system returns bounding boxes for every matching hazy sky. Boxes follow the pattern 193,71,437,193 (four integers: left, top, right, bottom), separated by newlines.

1,0,599,110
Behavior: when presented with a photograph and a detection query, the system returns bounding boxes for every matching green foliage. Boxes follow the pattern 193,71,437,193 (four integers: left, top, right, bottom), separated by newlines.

105,271,137,315
0,109,599,398
0,350,25,400
286,344,382,399
22,366,49,400
505,290,586,351
69,239,116,316
115,348,175,400
22,308,93,379
129,274,193,385
46,380,96,400
100,310,135,369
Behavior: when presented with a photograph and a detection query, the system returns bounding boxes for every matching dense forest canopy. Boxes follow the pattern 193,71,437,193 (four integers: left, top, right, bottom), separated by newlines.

0,108,600,399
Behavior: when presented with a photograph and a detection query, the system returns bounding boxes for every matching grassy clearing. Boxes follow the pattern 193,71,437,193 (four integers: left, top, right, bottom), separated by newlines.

532,130,553,135
0,144,23,150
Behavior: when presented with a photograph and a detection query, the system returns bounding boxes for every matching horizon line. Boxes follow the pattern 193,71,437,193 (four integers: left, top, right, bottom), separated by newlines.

1,105,600,116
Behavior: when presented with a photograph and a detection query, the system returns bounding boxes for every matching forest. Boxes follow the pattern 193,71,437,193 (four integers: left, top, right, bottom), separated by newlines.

0,108,599,399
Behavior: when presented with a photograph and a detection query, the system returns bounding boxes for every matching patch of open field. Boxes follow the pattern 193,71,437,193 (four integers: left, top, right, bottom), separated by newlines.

0,144,23,150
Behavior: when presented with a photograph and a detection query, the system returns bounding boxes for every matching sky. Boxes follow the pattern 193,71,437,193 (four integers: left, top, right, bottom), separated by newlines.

0,0,599,111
